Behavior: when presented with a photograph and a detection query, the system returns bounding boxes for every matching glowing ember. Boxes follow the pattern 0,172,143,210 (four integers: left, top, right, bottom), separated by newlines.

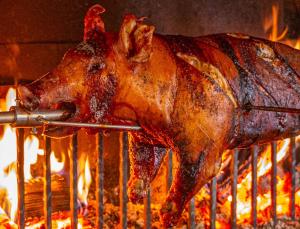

24,213,89,229
3,211,91,229
219,139,293,224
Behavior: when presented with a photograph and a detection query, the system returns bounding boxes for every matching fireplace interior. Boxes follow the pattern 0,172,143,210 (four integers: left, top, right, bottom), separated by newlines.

0,1,299,228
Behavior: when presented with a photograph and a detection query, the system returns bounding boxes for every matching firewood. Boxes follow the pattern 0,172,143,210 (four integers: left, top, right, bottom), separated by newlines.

24,174,70,218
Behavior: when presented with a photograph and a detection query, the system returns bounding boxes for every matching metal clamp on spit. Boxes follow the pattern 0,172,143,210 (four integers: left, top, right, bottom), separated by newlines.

0,106,141,131
0,106,71,127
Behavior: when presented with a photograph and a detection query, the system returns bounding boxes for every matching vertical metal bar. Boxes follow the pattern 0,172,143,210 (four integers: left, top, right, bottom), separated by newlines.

251,145,258,228
44,137,52,229
96,132,104,229
271,142,277,226
166,149,173,191
289,137,296,220
188,197,195,229
210,176,217,229
119,132,128,229
16,128,25,229
231,149,238,229
143,189,151,229
70,134,78,229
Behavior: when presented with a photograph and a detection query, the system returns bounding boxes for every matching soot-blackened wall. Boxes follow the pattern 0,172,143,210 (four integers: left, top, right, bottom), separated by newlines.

1,0,297,82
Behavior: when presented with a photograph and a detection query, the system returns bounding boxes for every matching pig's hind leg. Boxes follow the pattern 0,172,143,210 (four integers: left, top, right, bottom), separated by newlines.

128,132,166,203
160,145,222,228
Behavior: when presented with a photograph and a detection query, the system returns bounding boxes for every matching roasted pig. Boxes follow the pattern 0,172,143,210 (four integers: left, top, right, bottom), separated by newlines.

18,5,300,227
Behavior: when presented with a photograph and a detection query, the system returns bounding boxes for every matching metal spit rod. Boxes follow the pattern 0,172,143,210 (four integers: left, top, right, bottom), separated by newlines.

0,106,141,130
39,119,142,130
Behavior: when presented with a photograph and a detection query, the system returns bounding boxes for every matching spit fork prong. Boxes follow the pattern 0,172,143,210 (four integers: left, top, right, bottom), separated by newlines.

37,118,142,131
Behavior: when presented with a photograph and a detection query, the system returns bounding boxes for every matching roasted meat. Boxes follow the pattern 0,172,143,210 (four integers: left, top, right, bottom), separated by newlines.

18,4,300,227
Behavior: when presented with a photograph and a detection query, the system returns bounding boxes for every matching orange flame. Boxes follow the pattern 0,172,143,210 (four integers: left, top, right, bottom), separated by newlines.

265,5,300,220
264,4,288,42
264,4,300,48
50,151,65,173
213,4,300,226
0,88,18,221
24,136,44,181
78,157,92,206
0,88,93,228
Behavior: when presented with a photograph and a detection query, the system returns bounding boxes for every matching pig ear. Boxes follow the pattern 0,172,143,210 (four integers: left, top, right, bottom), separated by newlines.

118,15,155,63
84,4,106,41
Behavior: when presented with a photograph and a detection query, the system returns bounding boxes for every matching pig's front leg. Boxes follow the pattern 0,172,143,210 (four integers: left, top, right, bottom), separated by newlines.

128,132,166,203
160,142,223,228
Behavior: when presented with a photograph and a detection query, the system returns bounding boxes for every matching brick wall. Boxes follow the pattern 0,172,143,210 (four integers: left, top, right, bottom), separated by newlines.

0,0,288,82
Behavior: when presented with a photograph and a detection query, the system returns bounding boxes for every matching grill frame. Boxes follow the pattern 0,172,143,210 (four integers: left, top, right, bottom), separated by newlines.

12,130,298,229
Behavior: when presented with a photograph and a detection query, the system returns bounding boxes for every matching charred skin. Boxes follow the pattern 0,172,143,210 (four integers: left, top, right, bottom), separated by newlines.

162,33,300,148
18,5,300,228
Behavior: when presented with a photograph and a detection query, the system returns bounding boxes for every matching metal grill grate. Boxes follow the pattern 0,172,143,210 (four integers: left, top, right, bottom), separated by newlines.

12,129,297,229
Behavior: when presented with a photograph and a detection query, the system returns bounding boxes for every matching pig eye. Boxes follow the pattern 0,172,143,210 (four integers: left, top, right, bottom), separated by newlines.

88,62,105,74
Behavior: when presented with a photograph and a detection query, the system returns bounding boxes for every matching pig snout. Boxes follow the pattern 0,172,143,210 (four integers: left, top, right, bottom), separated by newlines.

17,85,41,111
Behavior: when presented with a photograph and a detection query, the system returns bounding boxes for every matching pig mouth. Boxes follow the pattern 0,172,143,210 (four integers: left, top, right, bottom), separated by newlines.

42,101,81,138
43,101,138,138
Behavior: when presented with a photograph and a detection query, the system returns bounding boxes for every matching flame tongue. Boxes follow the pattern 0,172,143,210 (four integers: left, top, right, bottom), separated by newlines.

0,88,91,228
264,4,300,45
0,88,18,221
78,157,92,212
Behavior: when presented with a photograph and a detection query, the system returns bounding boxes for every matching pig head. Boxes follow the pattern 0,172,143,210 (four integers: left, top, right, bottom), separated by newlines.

18,4,161,137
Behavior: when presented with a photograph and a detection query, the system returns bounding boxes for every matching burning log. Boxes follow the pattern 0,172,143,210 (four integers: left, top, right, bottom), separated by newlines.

24,174,69,218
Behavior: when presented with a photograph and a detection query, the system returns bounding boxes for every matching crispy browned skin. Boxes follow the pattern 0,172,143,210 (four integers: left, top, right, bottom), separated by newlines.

18,5,300,227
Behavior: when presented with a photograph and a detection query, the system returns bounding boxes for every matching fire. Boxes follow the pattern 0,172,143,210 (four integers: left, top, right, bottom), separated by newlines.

263,2,300,219
25,214,88,229
264,4,300,46
221,139,292,224
212,4,300,227
211,139,300,228
50,151,65,173
24,136,44,181
0,88,18,221
263,4,288,42
0,88,92,228
78,157,92,207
